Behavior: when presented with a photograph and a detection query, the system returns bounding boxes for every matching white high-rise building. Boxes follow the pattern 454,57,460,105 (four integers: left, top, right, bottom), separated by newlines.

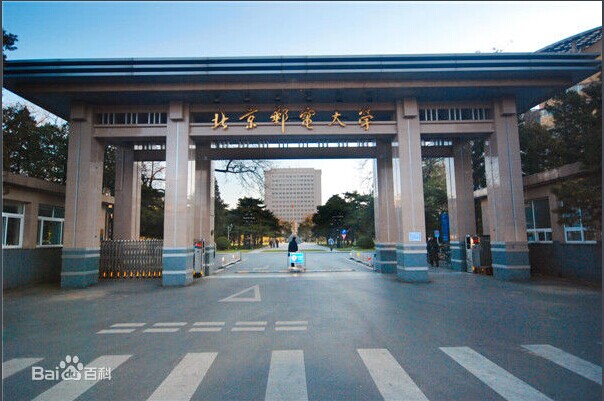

264,168,321,224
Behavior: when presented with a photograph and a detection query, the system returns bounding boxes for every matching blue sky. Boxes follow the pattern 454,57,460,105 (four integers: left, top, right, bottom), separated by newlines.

2,1,602,206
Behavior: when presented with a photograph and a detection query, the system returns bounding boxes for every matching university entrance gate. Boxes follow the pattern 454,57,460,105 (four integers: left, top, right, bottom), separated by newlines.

3,53,598,287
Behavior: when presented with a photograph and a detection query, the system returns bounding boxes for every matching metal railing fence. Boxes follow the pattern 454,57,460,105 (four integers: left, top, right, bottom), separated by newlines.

99,239,163,279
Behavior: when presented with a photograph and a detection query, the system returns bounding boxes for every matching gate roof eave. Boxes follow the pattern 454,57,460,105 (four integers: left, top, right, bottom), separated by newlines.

3,52,600,120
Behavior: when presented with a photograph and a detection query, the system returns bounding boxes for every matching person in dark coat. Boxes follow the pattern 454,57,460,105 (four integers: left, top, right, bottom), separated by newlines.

288,236,299,267
427,236,440,267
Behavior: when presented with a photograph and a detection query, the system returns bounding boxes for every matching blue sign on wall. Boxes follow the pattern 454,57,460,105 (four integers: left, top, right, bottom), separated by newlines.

440,212,450,242
341,229,347,235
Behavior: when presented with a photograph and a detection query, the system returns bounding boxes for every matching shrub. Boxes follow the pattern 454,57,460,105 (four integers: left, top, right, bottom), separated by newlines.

215,236,230,250
355,236,375,249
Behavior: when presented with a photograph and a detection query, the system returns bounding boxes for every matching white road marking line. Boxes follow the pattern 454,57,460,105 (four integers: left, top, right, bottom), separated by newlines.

2,357,43,379
276,321,308,325
193,322,225,326
218,284,261,302
357,348,428,401
522,344,602,385
189,327,223,332
97,329,136,334
153,322,188,327
265,350,308,401
440,346,553,401
31,355,131,401
231,327,265,332
275,326,307,331
143,328,180,333
147,352,217,401
110,323,146,328
236,321,268,326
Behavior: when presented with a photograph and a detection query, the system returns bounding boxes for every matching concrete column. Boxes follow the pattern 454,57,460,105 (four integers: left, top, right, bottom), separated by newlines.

374,139,398,273
61,102,104,288
395,98,429,282
195,146,216,271
113,146,141,240
23,200,39,248
162,101,194,286
445,140,477,271
485,96,530,280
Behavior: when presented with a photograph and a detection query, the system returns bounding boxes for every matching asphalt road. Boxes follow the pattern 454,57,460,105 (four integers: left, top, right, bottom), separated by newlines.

3,249,602,401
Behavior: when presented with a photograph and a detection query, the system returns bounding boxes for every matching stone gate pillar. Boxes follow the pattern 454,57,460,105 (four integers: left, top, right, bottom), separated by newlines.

113,145,141,240
445,140,476,271
374,139,398,273
162,101,195,286
485,96,530,280
194,145,216,269
61,102,104,288
395,98,429,282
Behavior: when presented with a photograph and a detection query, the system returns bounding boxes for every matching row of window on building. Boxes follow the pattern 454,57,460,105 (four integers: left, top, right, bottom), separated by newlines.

94,108,492,126
3,202,65,248
524,198,597,243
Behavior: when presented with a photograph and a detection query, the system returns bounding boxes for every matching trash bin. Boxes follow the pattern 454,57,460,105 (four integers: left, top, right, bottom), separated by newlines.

193,240,204,278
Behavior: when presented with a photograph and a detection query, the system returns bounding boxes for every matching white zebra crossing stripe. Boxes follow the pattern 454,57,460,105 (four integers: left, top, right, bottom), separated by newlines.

31,355,131,401
440,346,554,401
2,358,43,379
265,350,308,401
147,352,217,401
189,327,223,332
357,348,429,401
522,344,602,385
110,323,146,328
97,329,136,334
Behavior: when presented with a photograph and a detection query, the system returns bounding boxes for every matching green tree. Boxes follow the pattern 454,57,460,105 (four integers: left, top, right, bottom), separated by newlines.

312,194,349,241
140,182,164,239
3,104,68,184
3,30,18,61
229,197,280,248
214,180,229,238
422,159,448,236
548,80,602,232
518,112,562,175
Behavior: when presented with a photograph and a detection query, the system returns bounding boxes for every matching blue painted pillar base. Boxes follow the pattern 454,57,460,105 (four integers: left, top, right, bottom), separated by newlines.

61,248,100,288
491,242,531,281
449,241,467,271
374,243,397,273
396,243,430,283
162,247,194,286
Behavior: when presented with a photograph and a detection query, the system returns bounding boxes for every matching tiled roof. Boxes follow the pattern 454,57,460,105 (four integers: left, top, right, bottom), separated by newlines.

538,26,602,53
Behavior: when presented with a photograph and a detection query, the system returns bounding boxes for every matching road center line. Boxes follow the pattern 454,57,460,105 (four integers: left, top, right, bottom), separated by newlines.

189,327,223,332
232,327,265,332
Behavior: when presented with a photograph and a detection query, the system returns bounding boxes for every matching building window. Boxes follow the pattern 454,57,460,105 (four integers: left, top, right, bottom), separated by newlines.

95,112,167,126
563,208,596,243
3,202,24,248
525,199,552,242
37,204,65,247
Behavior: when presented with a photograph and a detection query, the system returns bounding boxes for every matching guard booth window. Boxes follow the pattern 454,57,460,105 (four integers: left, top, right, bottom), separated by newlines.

2,202,24,248
37,204,65,247
525,199,552,242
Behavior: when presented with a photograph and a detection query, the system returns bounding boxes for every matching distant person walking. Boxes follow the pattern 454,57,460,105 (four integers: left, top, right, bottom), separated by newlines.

288,236,299,267
328,237,335,252
427,236,440,267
